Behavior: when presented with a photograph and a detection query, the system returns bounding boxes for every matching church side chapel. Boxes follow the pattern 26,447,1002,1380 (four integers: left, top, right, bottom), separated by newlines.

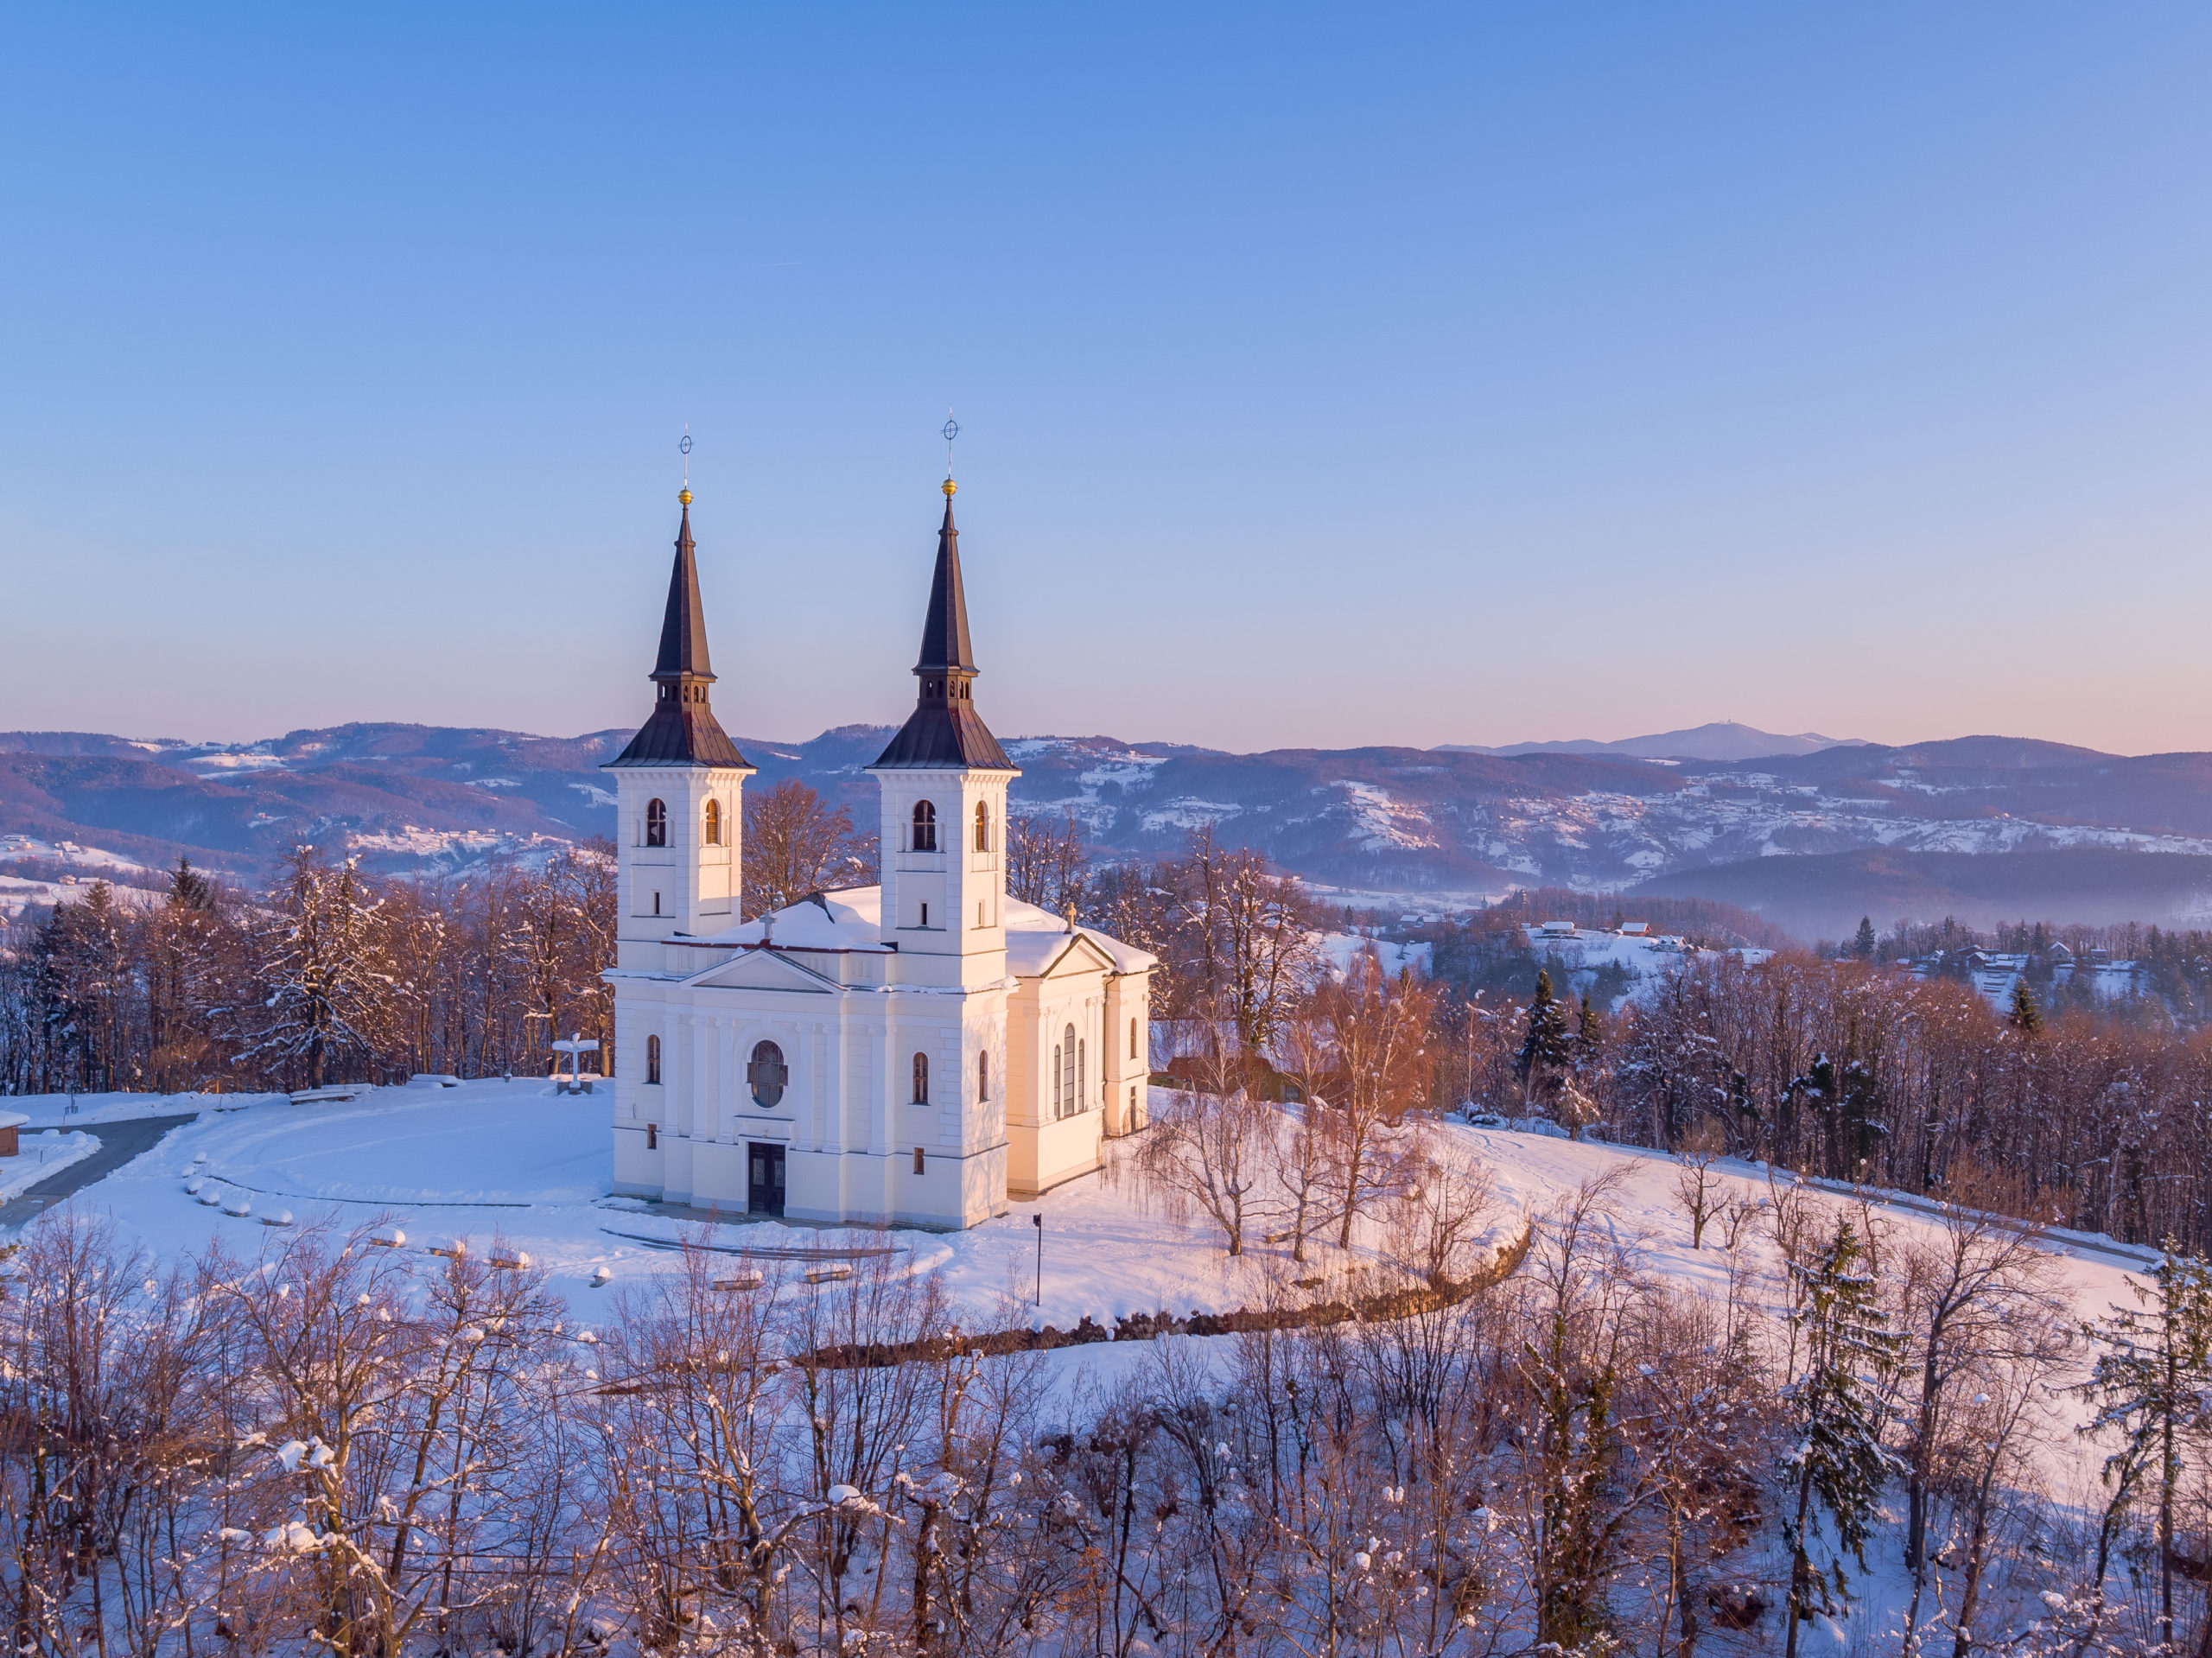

604,473,1153,1229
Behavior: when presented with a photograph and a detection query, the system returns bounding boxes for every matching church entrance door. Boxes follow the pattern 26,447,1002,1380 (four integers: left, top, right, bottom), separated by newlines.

747,1142,786,1217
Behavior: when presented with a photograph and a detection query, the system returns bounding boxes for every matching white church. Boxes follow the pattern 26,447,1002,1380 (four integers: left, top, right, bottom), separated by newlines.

603,476,1154,1229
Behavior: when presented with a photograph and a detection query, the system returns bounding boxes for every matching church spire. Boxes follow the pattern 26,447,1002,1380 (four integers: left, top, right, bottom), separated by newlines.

873,477,1014,771
607,489,750,769
652,489,715,682
914,479,976,677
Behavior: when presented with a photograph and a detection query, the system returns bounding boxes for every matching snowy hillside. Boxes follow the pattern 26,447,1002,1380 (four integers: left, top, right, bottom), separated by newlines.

15,726,2212,937
0,1078,2172,1654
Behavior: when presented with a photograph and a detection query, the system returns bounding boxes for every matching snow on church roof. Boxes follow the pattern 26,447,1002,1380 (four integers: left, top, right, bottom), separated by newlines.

693,887,1156,977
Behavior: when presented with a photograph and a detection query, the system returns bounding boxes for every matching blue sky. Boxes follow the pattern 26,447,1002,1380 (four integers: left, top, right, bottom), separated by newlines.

3,6,2209,753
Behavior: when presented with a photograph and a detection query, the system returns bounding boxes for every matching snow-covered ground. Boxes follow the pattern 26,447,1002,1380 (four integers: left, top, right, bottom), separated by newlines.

0,1083,1503,1322
0,1128,99,1200
0,835,163,918
0,1073,2171,1644
1316,931,1434,978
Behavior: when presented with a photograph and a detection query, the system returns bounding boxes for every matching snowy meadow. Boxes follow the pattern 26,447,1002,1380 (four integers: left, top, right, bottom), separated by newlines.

0,1076,2195,1658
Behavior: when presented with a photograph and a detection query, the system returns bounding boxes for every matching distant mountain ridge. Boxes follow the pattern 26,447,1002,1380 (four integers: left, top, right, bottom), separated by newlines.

1438,721,1865,762
10,723,2212,943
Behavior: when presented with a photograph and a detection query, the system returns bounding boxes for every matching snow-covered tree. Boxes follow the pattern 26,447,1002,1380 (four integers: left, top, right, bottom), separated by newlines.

2075,1247,2212,1655
1515,969,1572,1107
1778,1215,1904,1658
234,847,391,1089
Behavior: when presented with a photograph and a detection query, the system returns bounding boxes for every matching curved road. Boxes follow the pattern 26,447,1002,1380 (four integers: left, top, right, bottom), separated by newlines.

0,1114,198,1231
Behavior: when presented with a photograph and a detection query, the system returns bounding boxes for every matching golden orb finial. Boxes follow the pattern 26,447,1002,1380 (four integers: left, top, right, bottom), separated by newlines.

678,487,693,507
942,477,957,498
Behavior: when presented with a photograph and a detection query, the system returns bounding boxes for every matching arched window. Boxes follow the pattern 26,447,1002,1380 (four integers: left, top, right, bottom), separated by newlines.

975,801,989,853
978,1050,989,1102
645,797,667,848
747,1041,787,1109
912,799,938,852
702,798,721,846
1130,1017,1139,1060
646,1033,662,1085
912,1051,930,1104
1061,1024,1078,1119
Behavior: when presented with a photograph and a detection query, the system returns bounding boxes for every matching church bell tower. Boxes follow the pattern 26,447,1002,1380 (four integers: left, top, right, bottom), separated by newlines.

866,477,1019,990
604,488,754,965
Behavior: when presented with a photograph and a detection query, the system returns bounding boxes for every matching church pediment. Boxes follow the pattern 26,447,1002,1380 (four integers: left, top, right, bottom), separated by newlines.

686,949,837,994
1010,931,1118,981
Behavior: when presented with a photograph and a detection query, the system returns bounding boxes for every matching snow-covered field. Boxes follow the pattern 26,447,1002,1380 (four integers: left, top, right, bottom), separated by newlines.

1,1082,1498,1324
0,1075,2170,1646
0,835,162,918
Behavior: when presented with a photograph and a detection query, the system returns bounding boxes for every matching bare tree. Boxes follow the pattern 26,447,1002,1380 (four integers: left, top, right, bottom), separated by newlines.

1894,1163,2064,1652
1306,946,1438,1249
1006,810,1089,915
1135,1031,1271,1257
1671,1119,1728,1249
743,779,876,919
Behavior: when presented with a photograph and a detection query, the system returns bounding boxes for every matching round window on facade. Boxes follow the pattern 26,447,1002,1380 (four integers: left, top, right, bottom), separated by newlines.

747,1040,788,1109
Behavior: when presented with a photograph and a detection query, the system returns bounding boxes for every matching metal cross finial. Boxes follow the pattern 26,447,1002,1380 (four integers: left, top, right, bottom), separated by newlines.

942,414,959,475
680,428,692,489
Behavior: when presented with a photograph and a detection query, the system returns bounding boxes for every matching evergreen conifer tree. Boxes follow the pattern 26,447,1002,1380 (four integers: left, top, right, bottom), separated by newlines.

2009,977,2042,1033
1851,916,1877,961
1516,969,1573,1105
1575,993,1604,1060
2076,1249,2212,1655
1780,1217,1904,1658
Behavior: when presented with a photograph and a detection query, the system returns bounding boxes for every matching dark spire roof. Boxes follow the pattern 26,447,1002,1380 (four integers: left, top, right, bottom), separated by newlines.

874,480,1015,772
652,497,715,680
607,492,753,771
914,491,975,675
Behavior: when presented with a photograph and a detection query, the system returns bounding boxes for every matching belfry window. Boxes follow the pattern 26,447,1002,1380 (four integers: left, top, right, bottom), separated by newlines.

912,799,938,852
979,1050,989,1102
645,798,667,848
702,798,721,846
912,1051,930,1104
975,802,989,853
747,1041,787,1109
646,1034,661,1085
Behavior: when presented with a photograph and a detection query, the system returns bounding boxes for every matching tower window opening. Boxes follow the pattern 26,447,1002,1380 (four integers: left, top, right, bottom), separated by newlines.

703,798,721,846
645,1122,658,1150
653,892,662,917
912,799,938,852
913,1147,925,1175
645,797,667,848
975,801,989,852
646,1033,662,1085
912,1051,930,1105
920,902,929,928
979,1050,989,1102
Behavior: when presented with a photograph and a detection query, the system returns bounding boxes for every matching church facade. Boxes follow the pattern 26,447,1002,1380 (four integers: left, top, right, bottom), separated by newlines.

602,479,1154,1229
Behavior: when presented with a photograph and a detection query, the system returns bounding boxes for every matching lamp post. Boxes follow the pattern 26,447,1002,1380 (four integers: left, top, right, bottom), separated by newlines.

1033,1212,1043,1306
